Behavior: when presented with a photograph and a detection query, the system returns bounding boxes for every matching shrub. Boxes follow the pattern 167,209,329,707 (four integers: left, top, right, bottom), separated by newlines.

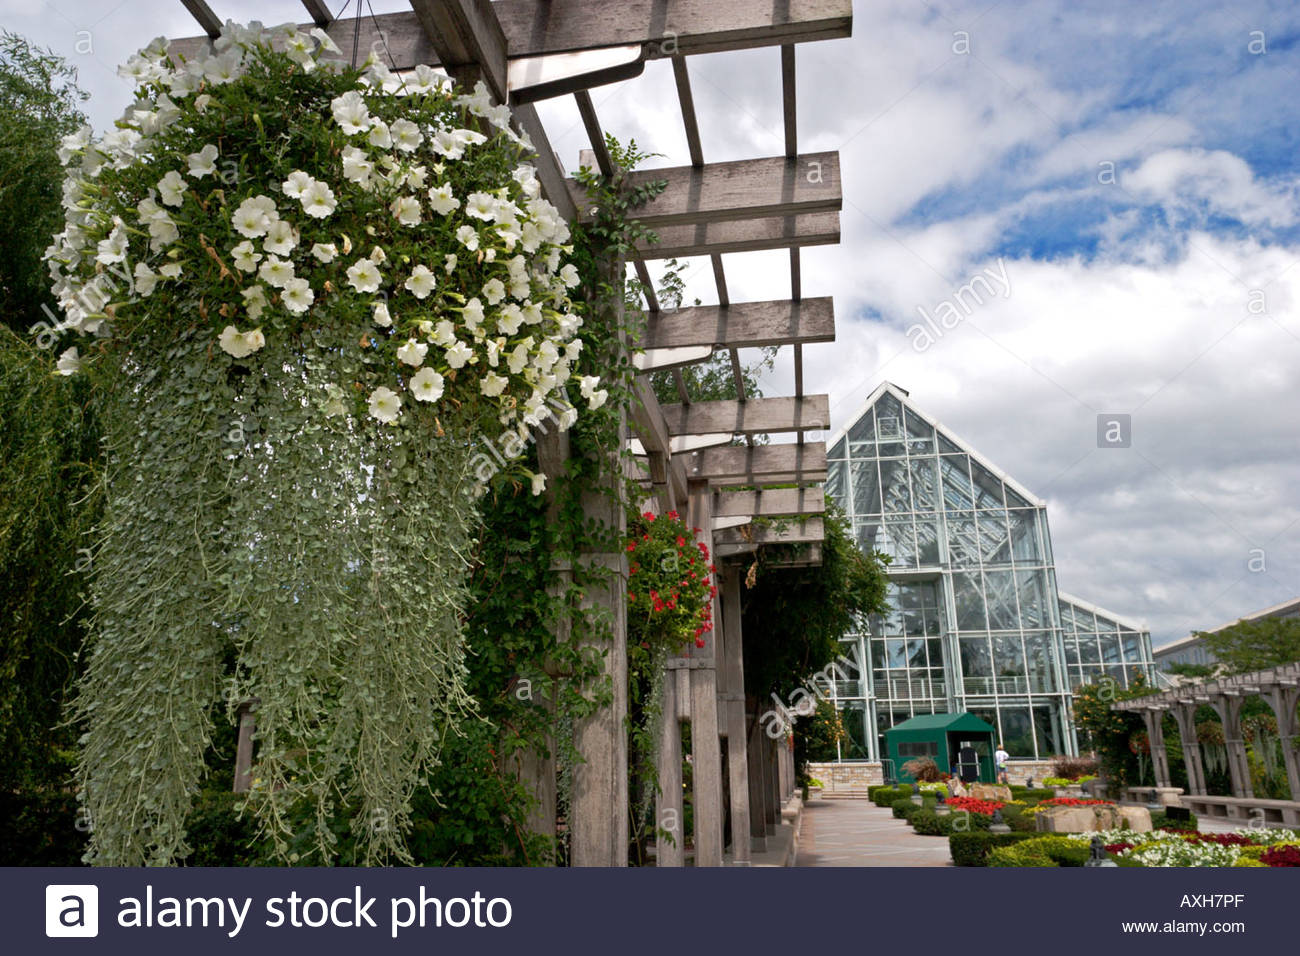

873,785,910,807
910,809,950,836
892,797,920,820
0,790,85,866
949,831,1035,867
1050,755,1100,781
1011,787,1057,802
988,836,1090,868
182,792,260,866
1150,810,1198,832
901,757,946,783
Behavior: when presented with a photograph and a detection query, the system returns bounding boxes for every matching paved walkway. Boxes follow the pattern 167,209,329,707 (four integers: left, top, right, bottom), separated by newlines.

795,797,954,866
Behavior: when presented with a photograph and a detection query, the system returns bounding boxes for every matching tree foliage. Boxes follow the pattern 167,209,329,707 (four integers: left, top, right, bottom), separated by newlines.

1197,617,1300,675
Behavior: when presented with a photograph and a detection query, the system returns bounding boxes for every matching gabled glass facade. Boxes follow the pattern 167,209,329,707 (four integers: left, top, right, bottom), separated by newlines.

825,384,1155,762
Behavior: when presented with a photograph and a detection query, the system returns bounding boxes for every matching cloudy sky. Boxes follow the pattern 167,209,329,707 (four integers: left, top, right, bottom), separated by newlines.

6,0,1299,646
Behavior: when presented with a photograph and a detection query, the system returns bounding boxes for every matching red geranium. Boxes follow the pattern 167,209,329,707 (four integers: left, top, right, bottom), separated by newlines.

625,509,715,652
946,796,1004,816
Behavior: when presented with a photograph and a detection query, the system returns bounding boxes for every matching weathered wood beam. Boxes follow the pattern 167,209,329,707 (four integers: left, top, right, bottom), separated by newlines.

571,152,840,227
410,0,509,103
713,488,824,519
685,442,827,483
637,212,839,259
662,395,829,437
180,0,222,38
300,0,333,26
714,518,825,546
630,377,689,504
168,0,853,67
642,297,834,352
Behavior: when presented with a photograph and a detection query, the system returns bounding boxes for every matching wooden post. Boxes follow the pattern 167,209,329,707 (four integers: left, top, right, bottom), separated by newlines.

1213,695,1254,799
687,479,724,866
1140,708,1172,789
1171,702,1207,796
719,566,751,864
232,698,259,793
766,734,781,827
654,671,684,866
746,707,769,850
1262,685,1300,803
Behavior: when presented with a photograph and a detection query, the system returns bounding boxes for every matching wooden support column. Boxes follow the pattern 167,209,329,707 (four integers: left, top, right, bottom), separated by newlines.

1212,695,1254,799
687,478,724,866
1262,685,1300,804
746,707,769,850
232,698,259,793
1171,702,1207,796
654,671,685,866
766,734,781,827
1140,708,1172,789
718,565,751,864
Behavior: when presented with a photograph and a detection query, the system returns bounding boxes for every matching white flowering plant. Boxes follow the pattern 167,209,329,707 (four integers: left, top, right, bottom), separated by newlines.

47,21,602,480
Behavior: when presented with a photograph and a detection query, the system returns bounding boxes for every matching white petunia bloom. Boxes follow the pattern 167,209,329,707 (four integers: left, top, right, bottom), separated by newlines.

444,253,457,274
480,371,508,397
218,324,265,359
330,90,372,134
431,320,456,346
281,170,313,199
310,242,337,263
579,375,602,402
346,257,382,292
55,346,81,376
390,119,423,152
521,301,543,325
559,263,580,288
341,146,373,186
368,385,402,423
133,262,159,296
231,240,262,272
96,220,128,265
445,340,474,368
158,261,183,279
301,179,337,218
587,388,608,410
465,192,497,221
455,225,480,251
242,285,268,319
428,183,459,215
530,472,547,496
507,342,531,375
430,128,466,160
263,219,298,255
311,27,342,55
390,194,421,226
281,277,315,314
232,196,276,238
187,143,219,177
192,91,211,111
322,383,348,417
409,367,444,403
158,170,187,207
496,303,524,335
259,255,295,288
367,120,392,149
404,265,436,299
405,164,428,191
482,278,506,306
462,297,485,331
397,338,428,366
372,300,392,327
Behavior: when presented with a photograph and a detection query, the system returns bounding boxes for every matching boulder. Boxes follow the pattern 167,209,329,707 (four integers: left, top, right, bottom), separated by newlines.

1034,804,1125,833
970,783,1013,802
1119,806,1153,832
947,776,967,797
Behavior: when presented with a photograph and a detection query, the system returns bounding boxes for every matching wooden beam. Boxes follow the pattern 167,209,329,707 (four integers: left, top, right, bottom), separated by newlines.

409,0,509,103
168,1,853,68
685,442,827,483
180,0,222,38
571,152,840,227
637,212,839,259
630,377,689,505
643,297,834,352
661,395,829,437
510,103,577,222
714,518,825,546
713,488,824,519
300,0,334,26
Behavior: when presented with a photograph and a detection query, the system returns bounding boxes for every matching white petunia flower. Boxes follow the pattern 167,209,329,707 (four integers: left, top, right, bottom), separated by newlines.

263,219,298,255
192,92,212,112
330,90,372,134
482,278,506,306
530,472,547,496
430,128,466,160
133,262,159,296
409,367,444,403
322,383,348,417
372,300,392,327
311,27,342,55
559,263,580,288
158,170,187,207
390,194,421,226
587,388,608,410
368,245,387,264
367,120,392,149
462,297,485,331
480,372,508,397
579,375,602,402
390,118,423,152
310,242,337,263
428,183,459,215
187,143,218,178
404,265,436,299
507,342,530,375
96,219,128,265
55,346,81,376
405,165,428,190
346,257,382,293
444,253,457,274
341,146,373,186
259,255,295,288
231,240,262,272
521,301,544,325
218,325,264,359
496,304,524,335
158,261,183,279
281,170,314,199
368,385,401,423
445,340,474,368
431,320,456,346
465,191,496,221
301,179,337,218
455,225,480,251
281,277,315,314
396,338,428,366
242,285,268,319
232,196,276,238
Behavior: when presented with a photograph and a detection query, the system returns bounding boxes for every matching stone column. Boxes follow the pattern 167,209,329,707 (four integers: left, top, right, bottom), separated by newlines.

686,479,724,866
1140,707,1172,788
1262,684,1300,802
1171,702,1207,796
718,566,752,864
746,706,769,851
654,670,684,866
1212,694,1254,800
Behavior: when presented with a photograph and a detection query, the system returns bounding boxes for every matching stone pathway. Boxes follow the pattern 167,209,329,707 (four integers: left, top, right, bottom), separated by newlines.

795,797,954,866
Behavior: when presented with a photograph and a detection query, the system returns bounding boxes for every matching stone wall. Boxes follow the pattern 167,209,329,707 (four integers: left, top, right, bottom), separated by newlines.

1002,760,1057,786
805,761,884,790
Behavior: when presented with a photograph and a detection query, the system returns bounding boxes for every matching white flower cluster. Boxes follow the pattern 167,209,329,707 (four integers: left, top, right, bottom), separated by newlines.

44,21,606,481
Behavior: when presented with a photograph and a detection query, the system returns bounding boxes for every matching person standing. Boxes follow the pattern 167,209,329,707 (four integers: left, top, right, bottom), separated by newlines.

995,743,1010,784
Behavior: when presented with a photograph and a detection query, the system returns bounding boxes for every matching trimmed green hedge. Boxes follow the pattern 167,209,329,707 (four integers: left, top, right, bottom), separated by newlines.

1152,810,1198,832
988,836,1090,868
949,831,1037,866
1010,787,1056,801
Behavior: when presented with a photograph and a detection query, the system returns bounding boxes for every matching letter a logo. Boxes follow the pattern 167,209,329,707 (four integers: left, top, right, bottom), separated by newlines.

45,885,99,937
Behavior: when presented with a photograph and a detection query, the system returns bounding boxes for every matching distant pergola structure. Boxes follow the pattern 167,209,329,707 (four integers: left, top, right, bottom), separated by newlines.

1113,662,1300,825
171,0,851,866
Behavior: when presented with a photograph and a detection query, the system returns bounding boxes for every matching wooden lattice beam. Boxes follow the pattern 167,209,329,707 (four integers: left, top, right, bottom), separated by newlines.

714,518,825,546
685,443,827,484
713,488,825,519
637,212,839,259
661,395,829,437
642,297,834,352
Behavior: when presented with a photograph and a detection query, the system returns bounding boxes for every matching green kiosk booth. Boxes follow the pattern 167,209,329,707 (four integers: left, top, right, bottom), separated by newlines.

884,712,998,784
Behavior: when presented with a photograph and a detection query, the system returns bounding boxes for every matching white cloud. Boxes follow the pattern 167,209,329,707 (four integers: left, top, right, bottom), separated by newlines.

1125,147,1297,228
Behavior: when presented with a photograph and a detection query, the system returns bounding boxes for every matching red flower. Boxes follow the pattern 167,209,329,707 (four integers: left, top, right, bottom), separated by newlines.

676,535,686,547
1262,845,1300,866
642,511,656,521
668,510,680,520
695,638,705,648
629,593,637,602
626,542,636,552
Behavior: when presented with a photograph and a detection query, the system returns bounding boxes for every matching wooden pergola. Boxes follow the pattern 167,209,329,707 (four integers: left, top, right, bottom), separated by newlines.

172,0,850,866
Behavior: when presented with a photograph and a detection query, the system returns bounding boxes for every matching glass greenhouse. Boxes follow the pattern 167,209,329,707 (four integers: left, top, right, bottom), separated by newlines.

824,383,1155,762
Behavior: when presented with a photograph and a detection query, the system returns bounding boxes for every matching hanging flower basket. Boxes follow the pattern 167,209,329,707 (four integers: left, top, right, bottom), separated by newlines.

626,510,716,651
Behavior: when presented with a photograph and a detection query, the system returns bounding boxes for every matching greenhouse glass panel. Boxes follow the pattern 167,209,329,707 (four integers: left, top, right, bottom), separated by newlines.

999,706,1035,758
879,459,912,513
983,571,1020,630
1033,702,1064,756
1008,509,1042,563
946,512,981,568
852,461,882,515
915,515,942,565
940,455,976,510
970,460,1005,510
953,571,987,629
825,462,847,508
978,511,1013,565
909,457,939,510
959,635,993,677
1016,570,1049,627
830,436,847,459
